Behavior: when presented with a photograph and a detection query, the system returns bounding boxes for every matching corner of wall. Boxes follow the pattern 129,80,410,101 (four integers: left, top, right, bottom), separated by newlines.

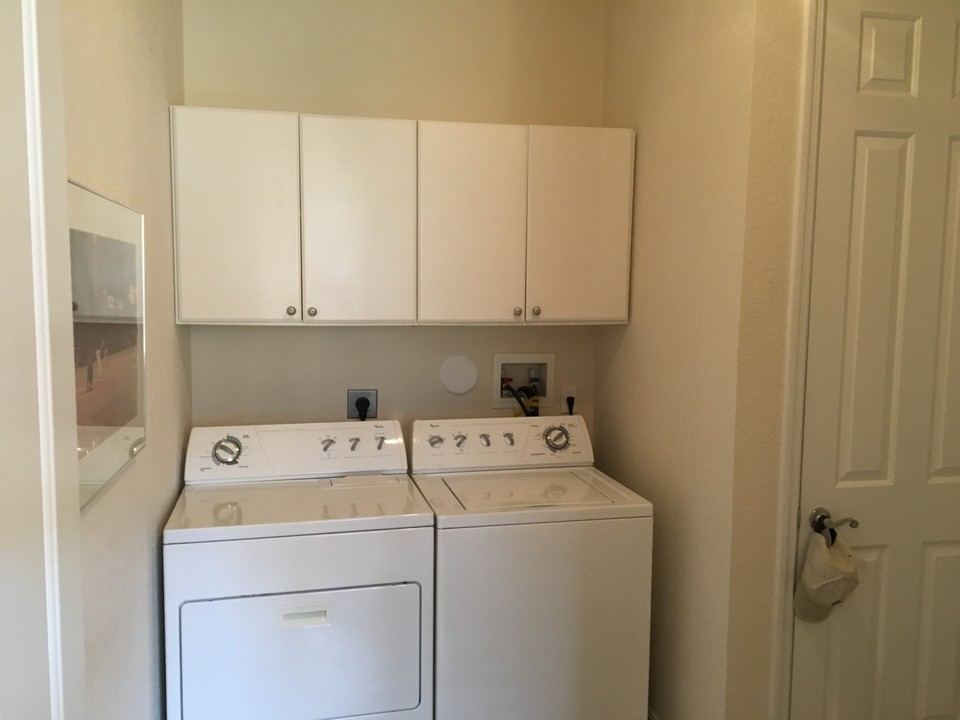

725,0,806,717
598,0,764,717
61,0,190,714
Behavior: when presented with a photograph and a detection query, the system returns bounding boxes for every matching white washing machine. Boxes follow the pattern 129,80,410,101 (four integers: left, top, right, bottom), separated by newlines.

163,421,434,720
411,415,653,720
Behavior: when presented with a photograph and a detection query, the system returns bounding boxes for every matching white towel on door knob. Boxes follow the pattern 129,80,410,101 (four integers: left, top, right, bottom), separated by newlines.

794,530,859,623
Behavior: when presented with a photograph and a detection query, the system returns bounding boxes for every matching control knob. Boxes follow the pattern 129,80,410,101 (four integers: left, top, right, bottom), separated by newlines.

212,436,242,465
321,438,336,452
543,425,570,452
454,434,467,448
428,435,444,448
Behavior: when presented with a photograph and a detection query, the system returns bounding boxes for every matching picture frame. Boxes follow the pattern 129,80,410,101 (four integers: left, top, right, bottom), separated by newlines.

67,181,146,510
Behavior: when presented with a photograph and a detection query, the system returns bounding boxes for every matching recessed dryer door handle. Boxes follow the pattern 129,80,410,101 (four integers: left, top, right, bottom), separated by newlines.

279,606,330,628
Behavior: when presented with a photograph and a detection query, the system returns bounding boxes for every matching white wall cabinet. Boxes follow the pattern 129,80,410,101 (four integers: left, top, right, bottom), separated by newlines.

526,125,635,323
418,121,529,323
174,108,417,325
173,106,301,323
174,108,634,326
301,115,417,324
417,121,634,325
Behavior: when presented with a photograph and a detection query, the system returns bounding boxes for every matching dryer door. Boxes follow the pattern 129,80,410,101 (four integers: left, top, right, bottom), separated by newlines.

179,583,421,720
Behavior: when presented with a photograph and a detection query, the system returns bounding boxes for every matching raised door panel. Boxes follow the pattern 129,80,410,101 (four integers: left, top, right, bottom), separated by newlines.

792,2,960,718
180,584,420,719
434,519,651,719
418,121,528,323
526,125,634,323
173,106,301,323
301,116,417,324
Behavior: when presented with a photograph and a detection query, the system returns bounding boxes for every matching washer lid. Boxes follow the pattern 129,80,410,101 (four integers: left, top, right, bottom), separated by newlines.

444,471,613,511
413,467,653,529
163,474,433,544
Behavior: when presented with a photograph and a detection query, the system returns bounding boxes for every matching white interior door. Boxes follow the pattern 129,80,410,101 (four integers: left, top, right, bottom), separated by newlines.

792,1,960,718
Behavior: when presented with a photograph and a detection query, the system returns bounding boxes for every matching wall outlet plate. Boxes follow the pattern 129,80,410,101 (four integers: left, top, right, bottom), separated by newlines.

492,353,555,409
347,389,378,419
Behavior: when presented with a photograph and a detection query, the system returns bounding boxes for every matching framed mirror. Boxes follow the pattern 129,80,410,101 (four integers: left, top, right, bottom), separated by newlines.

67,181,145,510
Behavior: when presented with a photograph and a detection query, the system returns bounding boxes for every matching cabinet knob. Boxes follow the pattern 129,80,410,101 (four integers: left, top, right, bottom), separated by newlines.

513,307,523,317
307,307,318,317
286,306,297,316
532,306,542,316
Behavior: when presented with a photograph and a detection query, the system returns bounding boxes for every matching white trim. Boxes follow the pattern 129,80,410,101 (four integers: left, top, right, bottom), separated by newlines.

18,0,84,715
20,0,67,715
771,0,827,717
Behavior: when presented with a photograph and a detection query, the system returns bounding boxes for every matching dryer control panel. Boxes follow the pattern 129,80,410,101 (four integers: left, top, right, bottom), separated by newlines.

184,421,407,485
411,415,593,473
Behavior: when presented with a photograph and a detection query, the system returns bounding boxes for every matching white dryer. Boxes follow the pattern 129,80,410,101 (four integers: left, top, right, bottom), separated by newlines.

411,415,653,720
163,421,433,720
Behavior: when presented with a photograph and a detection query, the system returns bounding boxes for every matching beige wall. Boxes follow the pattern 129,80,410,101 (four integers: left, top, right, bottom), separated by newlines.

190,325,597,433
182,0,605,125
60,0,189,716
599,0,789,717
182,0,609,434
726,0,805,716
598,0,752,714
600,0,804,718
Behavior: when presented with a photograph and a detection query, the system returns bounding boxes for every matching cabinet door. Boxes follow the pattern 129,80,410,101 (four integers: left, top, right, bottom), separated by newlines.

418,121,528,323
172,106,301,323
526,126,635,323
301,116,417,324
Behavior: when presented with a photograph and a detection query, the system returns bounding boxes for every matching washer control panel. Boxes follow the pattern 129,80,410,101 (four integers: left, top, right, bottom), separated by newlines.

184,421,407,485
411,415,593,473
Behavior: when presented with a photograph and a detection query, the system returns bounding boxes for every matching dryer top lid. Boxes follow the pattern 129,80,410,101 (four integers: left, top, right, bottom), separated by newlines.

163,474,433,544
